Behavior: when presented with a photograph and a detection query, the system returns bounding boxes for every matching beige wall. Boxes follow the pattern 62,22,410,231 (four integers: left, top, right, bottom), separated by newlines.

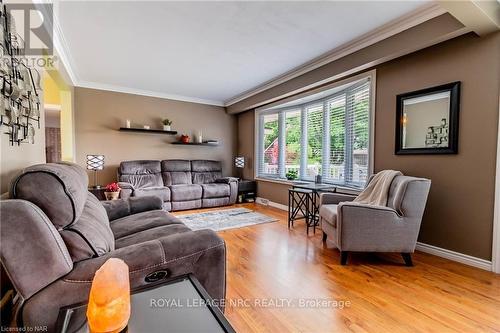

237,32,500,260
74,88,237,185
0,101,46,193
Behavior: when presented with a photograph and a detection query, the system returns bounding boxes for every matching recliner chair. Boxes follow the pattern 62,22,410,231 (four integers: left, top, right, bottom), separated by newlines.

0,162,226,331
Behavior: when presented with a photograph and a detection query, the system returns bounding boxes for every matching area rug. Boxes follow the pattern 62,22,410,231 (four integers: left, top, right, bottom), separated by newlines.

176,207,278,231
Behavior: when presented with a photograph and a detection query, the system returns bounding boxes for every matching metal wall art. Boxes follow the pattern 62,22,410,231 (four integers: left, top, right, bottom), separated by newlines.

0,1,42,146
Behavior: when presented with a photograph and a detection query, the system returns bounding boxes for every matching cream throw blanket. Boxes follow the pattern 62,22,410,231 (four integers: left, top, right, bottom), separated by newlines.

354,170,402,206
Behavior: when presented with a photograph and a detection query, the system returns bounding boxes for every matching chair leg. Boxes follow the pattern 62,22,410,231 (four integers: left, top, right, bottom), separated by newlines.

322,231,327,242
401,253,413,267
340,251,348,265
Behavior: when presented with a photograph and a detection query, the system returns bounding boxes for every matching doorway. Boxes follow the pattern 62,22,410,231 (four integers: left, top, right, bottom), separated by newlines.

44,105,61,162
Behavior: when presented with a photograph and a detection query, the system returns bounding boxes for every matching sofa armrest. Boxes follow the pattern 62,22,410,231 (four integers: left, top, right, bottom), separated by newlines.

0,200,73,300
118,181,135,190
101,196,163,221
320,192,357,205
214,177,239,184
214,177,239,204
118,182,134,200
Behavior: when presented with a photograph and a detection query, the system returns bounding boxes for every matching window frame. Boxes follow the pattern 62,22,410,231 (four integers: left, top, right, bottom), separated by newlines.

254,70,376,189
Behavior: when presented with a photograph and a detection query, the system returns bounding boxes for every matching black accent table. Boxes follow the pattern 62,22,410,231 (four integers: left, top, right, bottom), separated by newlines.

288,182,336,234
88,187,106,201
56,274,235,333
237,180,256,203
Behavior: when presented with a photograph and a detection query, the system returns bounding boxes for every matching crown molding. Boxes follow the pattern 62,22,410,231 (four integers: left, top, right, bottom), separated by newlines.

52,12,79,85
224,3,447,107
43,1,224,106
76,80,225,106
43,1,449,108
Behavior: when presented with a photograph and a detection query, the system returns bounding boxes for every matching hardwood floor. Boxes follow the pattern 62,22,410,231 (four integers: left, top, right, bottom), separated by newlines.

175,203,500,333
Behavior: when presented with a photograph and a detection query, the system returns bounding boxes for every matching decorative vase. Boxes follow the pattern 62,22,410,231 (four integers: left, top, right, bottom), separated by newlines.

104,191,120,200
180,135,190,143
163,125,171,131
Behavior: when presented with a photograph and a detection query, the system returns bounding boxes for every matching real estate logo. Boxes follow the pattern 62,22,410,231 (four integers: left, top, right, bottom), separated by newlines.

5,3,53,56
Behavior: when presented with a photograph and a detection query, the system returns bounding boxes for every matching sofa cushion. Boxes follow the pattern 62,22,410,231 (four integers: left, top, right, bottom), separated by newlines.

59,194,115,262
119,160,163,189
134,186,171,202
191,160,223,184
115,224,191,248
161,160,192,185
319,204,338,228
202,197,230,208
169,184,203,201
172,199,202,211
201,183,230,198
111,210,183,239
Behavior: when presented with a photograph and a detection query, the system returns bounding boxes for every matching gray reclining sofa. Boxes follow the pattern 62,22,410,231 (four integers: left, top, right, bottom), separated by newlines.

118,159,238,211
0,162,226,331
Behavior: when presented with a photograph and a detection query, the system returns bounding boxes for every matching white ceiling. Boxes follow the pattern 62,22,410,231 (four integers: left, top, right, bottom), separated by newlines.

56,1,432,106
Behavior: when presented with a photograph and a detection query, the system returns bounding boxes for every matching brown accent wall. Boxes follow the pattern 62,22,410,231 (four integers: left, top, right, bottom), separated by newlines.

237,110,255,180
375,32,499,260
74,88,237,186
237,32,500,260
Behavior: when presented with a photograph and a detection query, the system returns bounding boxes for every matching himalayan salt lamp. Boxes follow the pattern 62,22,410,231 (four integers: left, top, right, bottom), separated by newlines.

87,258,131,333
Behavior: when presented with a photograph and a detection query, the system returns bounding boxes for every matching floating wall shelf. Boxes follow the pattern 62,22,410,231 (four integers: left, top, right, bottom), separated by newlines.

119,127,178,135
171,142,218,146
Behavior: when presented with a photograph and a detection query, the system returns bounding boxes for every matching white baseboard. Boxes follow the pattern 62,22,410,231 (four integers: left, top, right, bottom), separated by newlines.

415,242,492,271
255,196,493,272
256,197,288,211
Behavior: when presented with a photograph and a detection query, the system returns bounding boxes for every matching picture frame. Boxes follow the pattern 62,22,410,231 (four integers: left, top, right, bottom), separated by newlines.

395,81,460,155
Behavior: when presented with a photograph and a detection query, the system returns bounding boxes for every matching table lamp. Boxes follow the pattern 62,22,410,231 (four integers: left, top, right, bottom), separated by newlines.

235,156,245,180
87,155,105,189
87,258,130,333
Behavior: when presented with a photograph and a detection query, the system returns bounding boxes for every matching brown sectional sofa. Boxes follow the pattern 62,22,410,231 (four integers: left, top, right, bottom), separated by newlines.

118,159,238,211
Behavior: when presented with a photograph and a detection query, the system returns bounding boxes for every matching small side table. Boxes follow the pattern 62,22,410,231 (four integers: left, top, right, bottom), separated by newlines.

88,187,106,201
237,180,256,203
56,274,235,333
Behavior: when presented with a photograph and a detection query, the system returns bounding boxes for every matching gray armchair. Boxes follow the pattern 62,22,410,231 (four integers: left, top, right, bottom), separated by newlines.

319,175,431,265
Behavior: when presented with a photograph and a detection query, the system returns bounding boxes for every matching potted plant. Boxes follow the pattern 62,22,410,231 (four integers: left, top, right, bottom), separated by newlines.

104,182,121,200
162,119,172,131
286,170,298,181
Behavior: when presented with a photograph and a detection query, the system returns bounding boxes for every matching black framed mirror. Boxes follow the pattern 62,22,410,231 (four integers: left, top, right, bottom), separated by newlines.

395,81,460,155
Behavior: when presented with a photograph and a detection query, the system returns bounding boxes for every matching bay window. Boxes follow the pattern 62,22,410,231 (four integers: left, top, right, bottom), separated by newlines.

255,74,374,188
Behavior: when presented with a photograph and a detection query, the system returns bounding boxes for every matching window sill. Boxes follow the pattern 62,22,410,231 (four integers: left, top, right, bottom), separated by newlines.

255,177,297,186
255,177,362,195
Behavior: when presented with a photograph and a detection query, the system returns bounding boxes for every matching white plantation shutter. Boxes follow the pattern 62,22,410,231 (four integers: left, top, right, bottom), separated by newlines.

258,113,280,176
256,75,372,188
305,104,323,180
285,109,302,177
345,80,370,186
326,94,346,183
